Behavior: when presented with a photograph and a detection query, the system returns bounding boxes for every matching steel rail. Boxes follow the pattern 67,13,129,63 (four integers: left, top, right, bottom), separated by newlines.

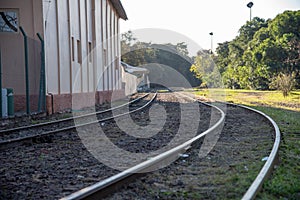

0,93,156,145
238,104,280,200
61,91,280,200
0,93,149,135
60,92,225,200
181,93,280,199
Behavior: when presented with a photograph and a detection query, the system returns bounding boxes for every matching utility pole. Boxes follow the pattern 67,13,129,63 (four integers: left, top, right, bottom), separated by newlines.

209,32,213,54
247,2,254,21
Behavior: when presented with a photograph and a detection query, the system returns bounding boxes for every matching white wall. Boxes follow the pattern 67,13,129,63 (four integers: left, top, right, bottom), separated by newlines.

87,0,94,92
43,0,59,94
103,0,108,91
1,0,123,97
94,0,103,91
57,0,71,94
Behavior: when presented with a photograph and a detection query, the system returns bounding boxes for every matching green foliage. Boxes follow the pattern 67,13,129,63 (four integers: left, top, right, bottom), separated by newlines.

190,52,222,88
215,41,230,74
270,72,296,97
175,42,189,56
238,17,268,48
215,10,300,90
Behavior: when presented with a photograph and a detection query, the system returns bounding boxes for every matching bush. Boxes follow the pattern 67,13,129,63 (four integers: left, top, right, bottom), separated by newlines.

270,72,296,97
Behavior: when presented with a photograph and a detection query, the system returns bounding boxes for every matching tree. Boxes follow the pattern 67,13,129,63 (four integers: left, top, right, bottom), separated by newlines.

190,51,222,88
269,10,300,39
121,32,200,87
238,17,268,48
214,10,300,90
0,11,18,32
215,41,230,74
245,10,300,89
121,31,157,66
175,42,189,56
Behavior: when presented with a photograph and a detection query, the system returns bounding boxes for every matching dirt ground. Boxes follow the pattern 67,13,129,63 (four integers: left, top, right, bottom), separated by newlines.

0,92,275,199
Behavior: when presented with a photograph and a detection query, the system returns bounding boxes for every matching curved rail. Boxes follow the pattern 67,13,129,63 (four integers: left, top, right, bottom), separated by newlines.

182,93,280,200
60,91,280,200
0,93,156,145
60,92,225,200
238,104,280,200
0,93,149,135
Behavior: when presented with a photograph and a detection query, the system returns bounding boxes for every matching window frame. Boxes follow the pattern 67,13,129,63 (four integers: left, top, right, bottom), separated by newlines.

0,9,19,33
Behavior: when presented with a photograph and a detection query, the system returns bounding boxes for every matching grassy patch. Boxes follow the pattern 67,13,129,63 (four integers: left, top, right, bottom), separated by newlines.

157,89,170,93
254,106,300,200
193,89,300,199
195,89,300,112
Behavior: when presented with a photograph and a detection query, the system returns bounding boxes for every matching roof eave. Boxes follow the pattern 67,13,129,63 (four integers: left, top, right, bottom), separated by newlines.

110,0,128,20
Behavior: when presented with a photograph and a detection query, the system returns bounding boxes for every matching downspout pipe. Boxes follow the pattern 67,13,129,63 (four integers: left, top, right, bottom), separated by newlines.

0,49,2,117
19,26,30,115
37,33,46,112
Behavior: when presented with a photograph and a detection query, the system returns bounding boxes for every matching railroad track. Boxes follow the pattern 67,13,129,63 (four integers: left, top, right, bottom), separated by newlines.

0,91,217,199
176,92,280,200
60,92,225,200
0,92,156,146
0,91,280,199
60,91,280,200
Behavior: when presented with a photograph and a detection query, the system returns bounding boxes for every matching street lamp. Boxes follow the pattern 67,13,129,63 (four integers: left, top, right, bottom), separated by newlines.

209,32,213,54
247,2,254,21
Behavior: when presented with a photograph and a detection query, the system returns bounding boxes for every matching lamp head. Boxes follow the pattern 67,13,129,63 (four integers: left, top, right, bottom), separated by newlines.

247,2,254,8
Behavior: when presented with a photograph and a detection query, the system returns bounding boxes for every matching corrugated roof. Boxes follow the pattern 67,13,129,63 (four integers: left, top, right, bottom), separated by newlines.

109,0,128,20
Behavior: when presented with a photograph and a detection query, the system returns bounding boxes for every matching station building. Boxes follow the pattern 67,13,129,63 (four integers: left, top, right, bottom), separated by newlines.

0,0,127,114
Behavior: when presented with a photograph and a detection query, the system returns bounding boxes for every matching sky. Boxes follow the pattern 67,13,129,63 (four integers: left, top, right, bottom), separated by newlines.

120,0,300,56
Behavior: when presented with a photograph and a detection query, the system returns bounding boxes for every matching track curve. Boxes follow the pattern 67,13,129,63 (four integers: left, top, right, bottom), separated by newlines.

66,92,279,200
0,91,280,199
60,92,225,200
179,92,280,200
239,104,280,200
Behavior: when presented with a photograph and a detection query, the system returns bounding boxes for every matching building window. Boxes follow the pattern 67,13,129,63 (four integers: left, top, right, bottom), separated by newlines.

71,37,75,62
115,56,119,70
77,40,82,64
103,49,107,66
0,10,18,33
88,42,92,62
